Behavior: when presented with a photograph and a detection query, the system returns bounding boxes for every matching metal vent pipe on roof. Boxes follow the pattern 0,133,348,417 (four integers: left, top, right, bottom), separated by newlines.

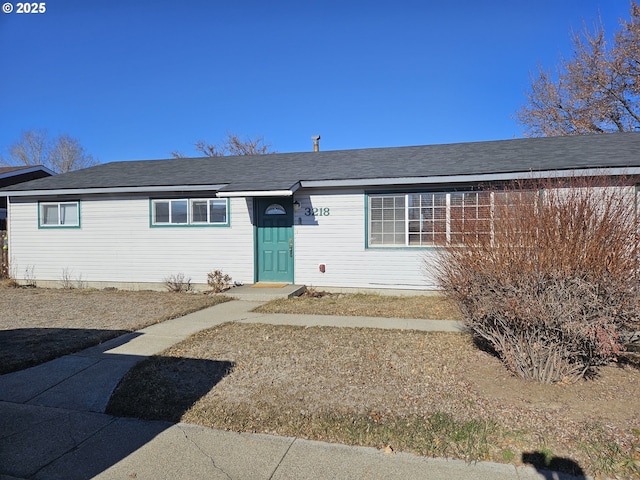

311,135,321,152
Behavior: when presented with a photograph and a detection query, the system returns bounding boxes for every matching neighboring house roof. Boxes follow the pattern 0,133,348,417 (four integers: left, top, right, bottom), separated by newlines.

1,133,639,198
0,165,55,190
0,165,55,178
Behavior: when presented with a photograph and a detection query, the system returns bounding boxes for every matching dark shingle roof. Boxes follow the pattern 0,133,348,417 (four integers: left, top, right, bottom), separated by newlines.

2,133,639,194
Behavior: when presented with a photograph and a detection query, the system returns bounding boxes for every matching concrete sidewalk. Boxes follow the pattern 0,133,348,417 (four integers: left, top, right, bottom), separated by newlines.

0,300,584,480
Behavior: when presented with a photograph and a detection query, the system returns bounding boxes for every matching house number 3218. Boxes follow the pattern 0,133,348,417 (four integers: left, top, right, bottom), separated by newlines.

304,207,330,216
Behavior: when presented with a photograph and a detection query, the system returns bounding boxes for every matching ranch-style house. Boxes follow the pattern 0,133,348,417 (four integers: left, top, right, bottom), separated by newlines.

1,133,639,292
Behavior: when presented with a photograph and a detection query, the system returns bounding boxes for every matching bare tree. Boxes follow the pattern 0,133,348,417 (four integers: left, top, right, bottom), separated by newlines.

4,129,49,167
517,2,640,136
172,132,275,158
1,130,99,173
48,134,98,173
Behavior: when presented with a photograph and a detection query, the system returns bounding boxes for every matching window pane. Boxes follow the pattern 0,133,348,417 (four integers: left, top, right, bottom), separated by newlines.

368,195,411,246
154,202,170,223
382,233,396,244
42,205,59,225
382,197,395,209
382,208,395,221
408,207,420,220
450,193,464,206
346,190,500,247
477,205,491,218
191,200,208,223
370,196,382,209
210,201,227,223
422,233,434,245
171,200,188,224
265,203,286,215
421,193,434,206
60,203,78,226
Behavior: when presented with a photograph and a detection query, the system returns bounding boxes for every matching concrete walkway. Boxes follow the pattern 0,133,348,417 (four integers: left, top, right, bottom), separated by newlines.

0,300,586,480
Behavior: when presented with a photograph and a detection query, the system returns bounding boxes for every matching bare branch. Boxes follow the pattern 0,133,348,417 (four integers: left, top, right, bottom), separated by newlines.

517,2,640,136
7,129,49,167
2,130,99,173
48,134,99,173
174,132,275,158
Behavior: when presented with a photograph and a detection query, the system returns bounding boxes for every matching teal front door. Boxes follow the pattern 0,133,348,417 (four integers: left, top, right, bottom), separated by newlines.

256,197,294,283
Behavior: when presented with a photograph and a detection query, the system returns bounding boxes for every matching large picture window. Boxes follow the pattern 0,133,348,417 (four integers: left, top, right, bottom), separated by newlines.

39,201,80,228
368,192,495,247
151,198,229,226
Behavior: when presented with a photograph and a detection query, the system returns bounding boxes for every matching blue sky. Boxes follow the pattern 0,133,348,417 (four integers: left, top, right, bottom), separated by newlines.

0,0,635,163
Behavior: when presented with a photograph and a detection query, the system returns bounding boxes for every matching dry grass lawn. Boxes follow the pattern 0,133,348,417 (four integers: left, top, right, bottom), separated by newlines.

3,284,638,477
254,291,463,320
0,283,230,374
108,307,640,479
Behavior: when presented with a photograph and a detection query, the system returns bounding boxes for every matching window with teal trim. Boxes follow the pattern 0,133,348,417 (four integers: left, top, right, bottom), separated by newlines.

368,192,493,247
151,198,228,226
39,201,80,227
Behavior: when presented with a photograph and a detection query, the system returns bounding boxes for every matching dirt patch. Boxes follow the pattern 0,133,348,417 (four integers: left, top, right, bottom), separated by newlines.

255,292,463,320
0,285,230,373
108,322,640,477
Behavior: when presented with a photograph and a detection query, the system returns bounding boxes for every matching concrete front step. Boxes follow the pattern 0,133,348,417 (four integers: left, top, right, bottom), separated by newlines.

227,284,306,301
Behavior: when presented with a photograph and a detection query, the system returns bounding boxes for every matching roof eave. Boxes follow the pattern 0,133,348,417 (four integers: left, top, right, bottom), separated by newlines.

1,184,227,198
299,167,640,189
215,182,301,198
0,165,56,180
3,165,639,198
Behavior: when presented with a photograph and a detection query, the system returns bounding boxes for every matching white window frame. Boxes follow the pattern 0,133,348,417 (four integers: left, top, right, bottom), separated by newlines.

151,198,229,227
190,198,229,224
39,201,80,228
152,199,188,225
368,191,494,248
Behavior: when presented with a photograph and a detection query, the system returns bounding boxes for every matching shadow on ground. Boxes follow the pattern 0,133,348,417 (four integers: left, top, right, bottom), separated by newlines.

107,357,234,422
522,451,587,479
0,356,234,479
0,327,130,374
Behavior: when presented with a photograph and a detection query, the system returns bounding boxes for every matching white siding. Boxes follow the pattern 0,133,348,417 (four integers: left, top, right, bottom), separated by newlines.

292,189,437,290
8,196,254,287
8,190,441,291
8,183,636,292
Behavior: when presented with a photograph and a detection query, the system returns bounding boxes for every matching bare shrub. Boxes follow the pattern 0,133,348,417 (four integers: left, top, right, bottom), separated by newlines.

60,268,74,289
1,233,8,279
435,175,640,383
163,273,192,293
75,273,87,290
23,265,36,288
207,269,231,293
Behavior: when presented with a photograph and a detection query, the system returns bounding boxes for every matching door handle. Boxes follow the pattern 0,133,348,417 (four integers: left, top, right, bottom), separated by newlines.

289,238,293,257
